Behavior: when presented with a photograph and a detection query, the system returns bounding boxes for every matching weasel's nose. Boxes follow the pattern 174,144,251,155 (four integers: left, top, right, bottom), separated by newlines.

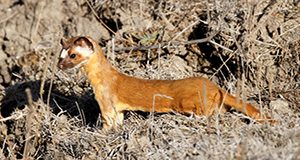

57,58,64,69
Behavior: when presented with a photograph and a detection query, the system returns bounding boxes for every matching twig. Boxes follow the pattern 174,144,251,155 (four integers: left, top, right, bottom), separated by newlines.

209,51,236,81
150,94,173,137
23,88,34,160
47,48,61,107
85,0,116,35
171,20,200,41
40,50,51,101
0,112,26,122
31,1,45,45
105,33,217,52
85,0,151,45
277,23,300,39
0,11,19,24
75,102,86,126
209,40,234,52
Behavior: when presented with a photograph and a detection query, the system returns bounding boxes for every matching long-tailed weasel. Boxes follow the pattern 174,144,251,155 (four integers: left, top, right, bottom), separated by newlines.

58,36,274,129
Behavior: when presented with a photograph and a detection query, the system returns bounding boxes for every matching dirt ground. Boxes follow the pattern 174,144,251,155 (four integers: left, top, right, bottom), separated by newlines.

0,0,299,159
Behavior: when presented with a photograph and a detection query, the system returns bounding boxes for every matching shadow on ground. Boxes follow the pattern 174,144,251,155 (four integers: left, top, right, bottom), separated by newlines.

0,80,101,126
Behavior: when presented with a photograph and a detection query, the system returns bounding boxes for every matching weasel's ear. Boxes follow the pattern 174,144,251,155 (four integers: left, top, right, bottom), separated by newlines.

74,37,94,50
60,38,67,48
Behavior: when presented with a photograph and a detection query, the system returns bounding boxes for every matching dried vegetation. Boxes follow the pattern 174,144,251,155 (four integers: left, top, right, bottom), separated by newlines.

0,0,299,159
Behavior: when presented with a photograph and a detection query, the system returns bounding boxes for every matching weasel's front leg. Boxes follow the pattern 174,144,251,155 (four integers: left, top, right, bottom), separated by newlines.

101,109,124,129
96,98,124,129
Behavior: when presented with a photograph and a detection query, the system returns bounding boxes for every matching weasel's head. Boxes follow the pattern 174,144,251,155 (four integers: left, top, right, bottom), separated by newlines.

58,36,94,70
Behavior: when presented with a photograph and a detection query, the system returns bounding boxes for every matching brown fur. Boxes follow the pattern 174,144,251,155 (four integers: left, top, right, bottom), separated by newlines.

58,36,275,129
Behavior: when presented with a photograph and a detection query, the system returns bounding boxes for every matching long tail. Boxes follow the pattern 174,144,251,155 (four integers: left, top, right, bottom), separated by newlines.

220,89,275,124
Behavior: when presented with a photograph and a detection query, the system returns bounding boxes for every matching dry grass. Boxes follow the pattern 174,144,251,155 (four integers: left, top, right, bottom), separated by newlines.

0,0,299,159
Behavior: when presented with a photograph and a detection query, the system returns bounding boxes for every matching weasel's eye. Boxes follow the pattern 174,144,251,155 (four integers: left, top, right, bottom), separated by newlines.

70,54,76,59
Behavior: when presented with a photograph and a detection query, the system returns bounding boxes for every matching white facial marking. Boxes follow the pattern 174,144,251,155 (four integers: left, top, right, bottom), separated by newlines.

74,46,93,58
60,49,69,58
